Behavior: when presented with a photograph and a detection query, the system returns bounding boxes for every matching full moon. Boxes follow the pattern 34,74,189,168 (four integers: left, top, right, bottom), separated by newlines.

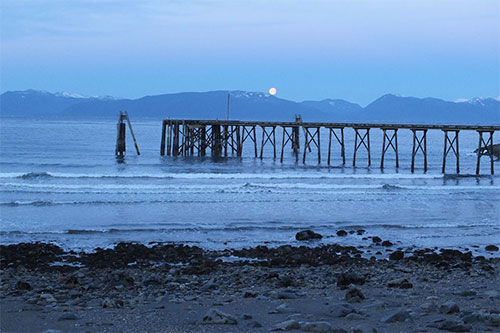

269,87,277,95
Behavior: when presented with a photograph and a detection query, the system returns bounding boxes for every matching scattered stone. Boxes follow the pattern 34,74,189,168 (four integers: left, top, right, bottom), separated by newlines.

380,310,411,323
331,303,355,317
241,314,252,320
276,303,296,314
274,291,297,299
15,280,32,290
485,245,499,252
387,278,413,289
101,298,124,309
372,236,382,243
381,241,393,247
485,313,500,326
200,309,237,325
427,319,471,332
362,301,386,311
353,325,378,333
481,290,499,298
337,272,366,289
272,319,300,331
64,276,80,287
357,230,365,235
201,280,218,292
455,290,476,297
295,230,323,241
248,321,263,328
439,301,460,314
302,321,333,332
389,251,404,260
345,287,365,303
336,230,347,237
243,290,257,298
57,313,80,321
462,312,482,324
345,313,364,320
40,293,57,303
419,302,437,313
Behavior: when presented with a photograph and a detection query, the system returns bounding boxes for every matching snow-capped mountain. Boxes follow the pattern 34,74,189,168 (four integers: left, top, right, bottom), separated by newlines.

0,90,498,125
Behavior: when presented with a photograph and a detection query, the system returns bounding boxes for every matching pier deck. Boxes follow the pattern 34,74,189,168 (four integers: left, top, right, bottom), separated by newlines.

160,119,500,175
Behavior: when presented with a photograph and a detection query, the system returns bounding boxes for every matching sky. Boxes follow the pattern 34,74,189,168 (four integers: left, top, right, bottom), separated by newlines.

1,0,499,105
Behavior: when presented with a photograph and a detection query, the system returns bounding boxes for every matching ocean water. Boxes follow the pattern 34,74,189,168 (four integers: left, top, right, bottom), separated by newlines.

0,118,499,255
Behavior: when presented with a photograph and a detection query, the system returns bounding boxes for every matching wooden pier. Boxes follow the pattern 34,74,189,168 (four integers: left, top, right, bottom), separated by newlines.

160,119,499,175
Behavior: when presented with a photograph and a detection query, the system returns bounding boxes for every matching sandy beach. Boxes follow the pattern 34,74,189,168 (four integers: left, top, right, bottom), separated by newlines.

1,236,499,333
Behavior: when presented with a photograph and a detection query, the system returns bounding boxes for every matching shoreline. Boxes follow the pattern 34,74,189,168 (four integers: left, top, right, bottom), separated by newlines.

1,240,499,332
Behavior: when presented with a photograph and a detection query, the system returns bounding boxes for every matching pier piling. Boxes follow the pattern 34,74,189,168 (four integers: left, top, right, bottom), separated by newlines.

476,130,495,175
353,128,371,166
381,128,398,170
442,130,460,174
411,129,428,173
158,119,498,174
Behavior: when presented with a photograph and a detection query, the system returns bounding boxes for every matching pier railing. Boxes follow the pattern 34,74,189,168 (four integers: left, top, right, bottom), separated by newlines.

160,119,499,175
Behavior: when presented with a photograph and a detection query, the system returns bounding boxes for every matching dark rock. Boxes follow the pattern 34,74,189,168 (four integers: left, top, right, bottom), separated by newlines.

381,241,393,247
336,230,348,237
380,310,411,323
462,312,482,324
295,230,323,241
15,281,32,290
302,321,334,332
57,313,80,321
387,278,413,289
485,245,499,252
372,236,382,243
272,319,300,331
0,242,64,269
389,251,404,260
439,301,460,314
331,303,355,317
277,275,297,287
337,272,366,289
243,291,257,298
200,309,237,325
248,321,263,328
345,287,365,303
428,319,471,332
357,229,365,235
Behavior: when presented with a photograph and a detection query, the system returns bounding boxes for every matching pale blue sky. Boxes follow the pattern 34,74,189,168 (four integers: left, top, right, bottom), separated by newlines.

1,0,499,105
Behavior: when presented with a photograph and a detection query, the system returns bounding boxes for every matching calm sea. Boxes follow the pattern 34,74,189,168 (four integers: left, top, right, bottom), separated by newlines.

0,118,499,255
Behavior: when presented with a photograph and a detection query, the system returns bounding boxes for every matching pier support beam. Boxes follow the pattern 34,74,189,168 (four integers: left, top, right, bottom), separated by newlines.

303,126,321,164
380,128,398,170
242,126,258,158
353,128,370,167
326,127,345,165
411,129,428,173
280,126,300,163
160,120,167,156
442,130,459,174
476,130,494,175
211,125,222,156
260,126,276,159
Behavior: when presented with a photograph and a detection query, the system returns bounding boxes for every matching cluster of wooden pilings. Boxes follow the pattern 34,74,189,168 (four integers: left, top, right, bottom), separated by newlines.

160,119,499,175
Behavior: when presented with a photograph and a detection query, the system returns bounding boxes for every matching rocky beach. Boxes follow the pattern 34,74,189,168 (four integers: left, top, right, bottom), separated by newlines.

1,232,499,333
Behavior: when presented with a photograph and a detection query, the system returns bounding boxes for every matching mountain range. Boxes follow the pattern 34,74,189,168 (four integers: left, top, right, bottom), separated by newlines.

0,89,499,125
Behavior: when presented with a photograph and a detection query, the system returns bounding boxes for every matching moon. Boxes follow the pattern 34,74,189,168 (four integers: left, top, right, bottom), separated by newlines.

268,87,277,95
